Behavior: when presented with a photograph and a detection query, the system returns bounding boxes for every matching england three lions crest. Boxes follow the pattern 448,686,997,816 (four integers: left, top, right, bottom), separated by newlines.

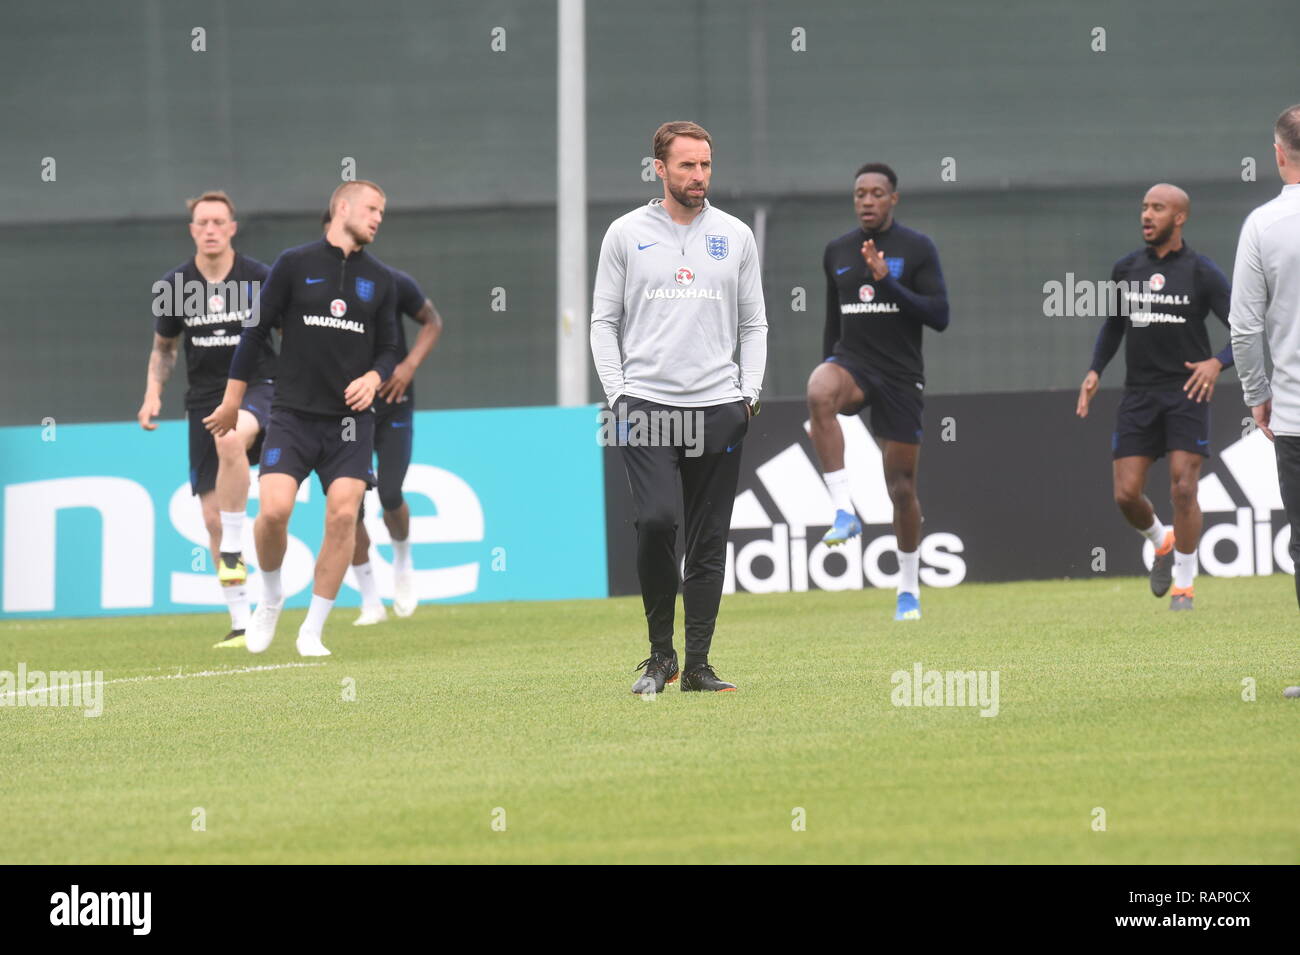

356,277,375,302
705,234,729,261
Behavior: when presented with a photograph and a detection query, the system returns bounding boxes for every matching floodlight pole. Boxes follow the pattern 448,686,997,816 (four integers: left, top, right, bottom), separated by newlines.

556,0,588,406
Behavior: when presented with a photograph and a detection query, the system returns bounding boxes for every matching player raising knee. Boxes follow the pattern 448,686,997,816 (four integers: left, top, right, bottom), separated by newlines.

806,163,949,621
137,190,274,648
1076,184,1233,611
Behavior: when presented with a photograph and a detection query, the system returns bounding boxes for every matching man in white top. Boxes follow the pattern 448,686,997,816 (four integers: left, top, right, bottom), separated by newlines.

591,121,768,695
1230,103,1300,616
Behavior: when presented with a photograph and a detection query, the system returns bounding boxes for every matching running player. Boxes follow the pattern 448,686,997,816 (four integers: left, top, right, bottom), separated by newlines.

1075,184,1233,610
591,120,767,694
806,163,950,622
321,212,445,624
138,190,274,648
205,180,399,656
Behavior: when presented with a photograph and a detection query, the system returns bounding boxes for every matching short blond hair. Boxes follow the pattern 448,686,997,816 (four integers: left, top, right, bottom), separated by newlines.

329,180,386,217
186,190,235,219
653,121,712,163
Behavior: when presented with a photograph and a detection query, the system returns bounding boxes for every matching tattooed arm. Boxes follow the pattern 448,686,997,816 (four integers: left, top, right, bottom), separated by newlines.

138,333,179,430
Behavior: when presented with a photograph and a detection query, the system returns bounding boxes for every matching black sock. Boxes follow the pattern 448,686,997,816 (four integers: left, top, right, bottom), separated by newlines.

685,654,707,671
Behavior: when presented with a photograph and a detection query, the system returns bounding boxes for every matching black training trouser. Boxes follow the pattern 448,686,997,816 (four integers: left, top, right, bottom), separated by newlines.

617,396,750,665
1275,435,1300,611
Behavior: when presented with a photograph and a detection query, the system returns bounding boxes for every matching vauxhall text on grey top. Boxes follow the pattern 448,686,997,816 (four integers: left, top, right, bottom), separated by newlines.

590,199,768,407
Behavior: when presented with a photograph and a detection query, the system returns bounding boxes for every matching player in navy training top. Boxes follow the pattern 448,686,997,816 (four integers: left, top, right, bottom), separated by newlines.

319,209,446,625
805,163,950,622
137,190,274,649
206,180,399,657
1076,184,1234,611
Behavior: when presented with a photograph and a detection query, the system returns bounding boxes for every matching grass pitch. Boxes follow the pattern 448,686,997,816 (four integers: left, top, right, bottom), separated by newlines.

1,575,1297,864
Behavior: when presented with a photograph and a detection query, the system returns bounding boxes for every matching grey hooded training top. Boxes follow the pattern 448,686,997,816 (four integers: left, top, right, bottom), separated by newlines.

1230,183,1300,435
590,198,768,408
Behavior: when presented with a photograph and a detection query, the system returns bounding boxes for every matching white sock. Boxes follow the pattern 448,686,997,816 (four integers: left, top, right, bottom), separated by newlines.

219,510,244,554
260,568,284,606
1173,549,1197,589
222,584,250,630
897,549,920,597
303,593,335,633
1139,517,1168,547
824,469,853,515
354,561,382,609
391,537,412,573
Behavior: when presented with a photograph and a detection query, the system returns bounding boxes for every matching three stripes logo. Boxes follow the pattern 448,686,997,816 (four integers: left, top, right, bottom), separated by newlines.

719,415,966,594
1145,428,1294,576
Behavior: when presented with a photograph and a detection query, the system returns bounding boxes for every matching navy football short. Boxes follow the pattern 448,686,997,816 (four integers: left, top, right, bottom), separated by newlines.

372,394,414,513
259,408,377,492
826,356,924,444
187,378,274,495
1112,388,1211,460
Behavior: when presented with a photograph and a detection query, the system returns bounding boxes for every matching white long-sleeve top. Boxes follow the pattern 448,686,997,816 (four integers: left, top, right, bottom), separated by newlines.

590,198,768,407
1230,183,1300,434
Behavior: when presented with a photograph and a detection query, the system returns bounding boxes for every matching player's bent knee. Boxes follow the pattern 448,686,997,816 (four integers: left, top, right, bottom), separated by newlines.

214,430,245,460
324,511,359,539
378,489,404,513
807,389,837,417
257,506,292,530
887,476,917,505
1171,477,1199,508
806,369,841,411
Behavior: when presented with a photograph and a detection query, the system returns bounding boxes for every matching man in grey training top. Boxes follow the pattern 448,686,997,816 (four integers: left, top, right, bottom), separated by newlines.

1230,103,1300,620
590,120,768,695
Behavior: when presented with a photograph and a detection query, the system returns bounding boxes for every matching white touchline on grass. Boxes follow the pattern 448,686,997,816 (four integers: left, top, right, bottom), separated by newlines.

0,662,327,702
